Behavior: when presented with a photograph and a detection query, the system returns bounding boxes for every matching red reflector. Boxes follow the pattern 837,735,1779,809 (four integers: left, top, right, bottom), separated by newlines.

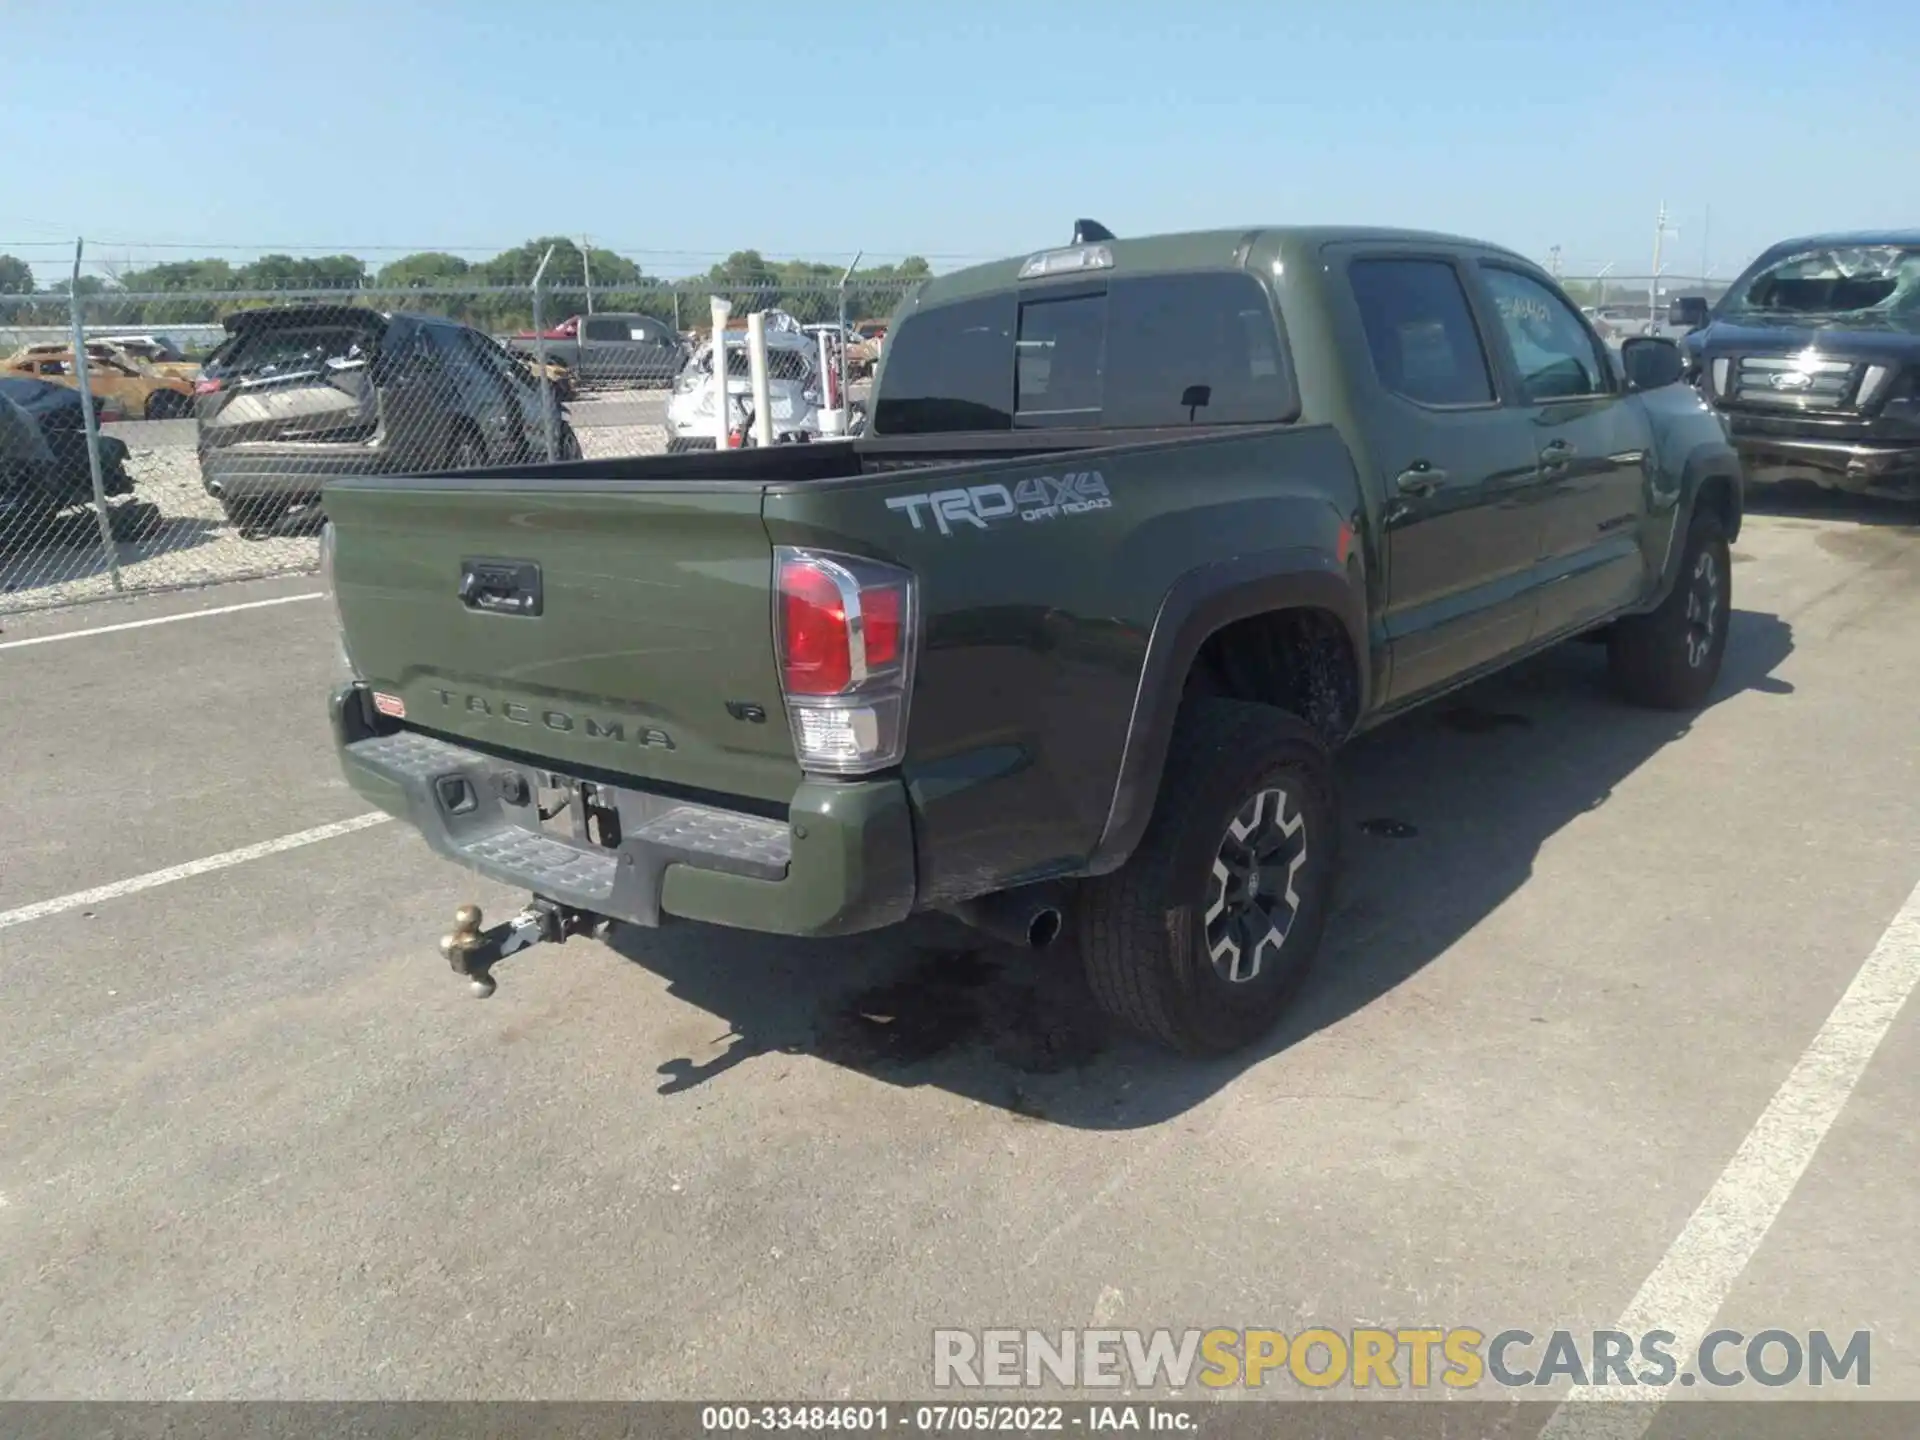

193,377,223,395
780,561,851,695
862,585,903,668
372,691,406,718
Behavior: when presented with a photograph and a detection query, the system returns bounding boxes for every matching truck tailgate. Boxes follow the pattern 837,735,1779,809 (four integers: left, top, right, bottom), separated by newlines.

325,479,801,804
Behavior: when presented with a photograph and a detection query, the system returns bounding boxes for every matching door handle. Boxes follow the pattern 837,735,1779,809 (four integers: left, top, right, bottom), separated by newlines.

1539,439,1576,472
1394,464,1448,497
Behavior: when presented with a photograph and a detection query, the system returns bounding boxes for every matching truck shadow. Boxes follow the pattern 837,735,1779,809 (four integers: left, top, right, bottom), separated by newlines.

608,608,1796,1128
1744,484,1920,530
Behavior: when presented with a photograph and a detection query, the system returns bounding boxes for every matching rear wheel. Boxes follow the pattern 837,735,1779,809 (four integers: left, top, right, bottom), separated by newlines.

1077,699,1339,1056
1607,511,1730,709
221,495,286,537
106,499,161,541
145,389,190,420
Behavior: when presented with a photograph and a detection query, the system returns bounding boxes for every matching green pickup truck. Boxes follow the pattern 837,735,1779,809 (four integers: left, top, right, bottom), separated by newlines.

323,223,1743,1056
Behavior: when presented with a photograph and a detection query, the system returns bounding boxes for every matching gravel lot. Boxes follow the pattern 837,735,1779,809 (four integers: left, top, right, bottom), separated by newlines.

1,494,1916,1408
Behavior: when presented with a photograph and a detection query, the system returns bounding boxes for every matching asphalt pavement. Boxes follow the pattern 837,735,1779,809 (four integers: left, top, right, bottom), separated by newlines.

1,497,1916,1407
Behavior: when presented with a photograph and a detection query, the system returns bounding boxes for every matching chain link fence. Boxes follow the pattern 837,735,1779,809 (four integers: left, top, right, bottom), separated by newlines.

1,273,915,616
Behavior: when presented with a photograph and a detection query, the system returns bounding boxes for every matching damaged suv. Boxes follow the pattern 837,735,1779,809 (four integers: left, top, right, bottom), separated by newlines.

196,307,579,531
1685,232,1920,500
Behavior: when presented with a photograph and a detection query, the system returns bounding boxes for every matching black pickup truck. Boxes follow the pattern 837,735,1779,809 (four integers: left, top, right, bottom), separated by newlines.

323,223,1743,1056
1682,230,1919,500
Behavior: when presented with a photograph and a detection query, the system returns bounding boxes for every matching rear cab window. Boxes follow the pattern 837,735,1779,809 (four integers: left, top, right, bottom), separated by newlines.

873,270,1295,435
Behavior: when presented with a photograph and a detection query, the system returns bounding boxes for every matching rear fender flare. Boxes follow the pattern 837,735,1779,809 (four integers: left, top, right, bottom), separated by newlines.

1084,547,1367,875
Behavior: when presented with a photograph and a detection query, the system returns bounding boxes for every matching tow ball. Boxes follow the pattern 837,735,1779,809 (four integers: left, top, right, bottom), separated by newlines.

439,898,604,998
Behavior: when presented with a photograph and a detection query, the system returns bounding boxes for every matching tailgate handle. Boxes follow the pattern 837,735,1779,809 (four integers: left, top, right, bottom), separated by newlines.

458,557,543,617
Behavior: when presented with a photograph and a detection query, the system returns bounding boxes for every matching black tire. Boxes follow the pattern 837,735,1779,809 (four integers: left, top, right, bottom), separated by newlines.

556,424,582,461
1607,511,1731,710
145,389,189,420
1076,699,1339,1056
221,495,286,537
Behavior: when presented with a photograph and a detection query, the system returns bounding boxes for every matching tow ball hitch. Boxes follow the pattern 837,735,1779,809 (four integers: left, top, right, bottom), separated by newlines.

439,898,604,998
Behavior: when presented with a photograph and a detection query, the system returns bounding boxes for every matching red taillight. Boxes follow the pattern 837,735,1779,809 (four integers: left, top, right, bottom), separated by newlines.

780,559,853,695
862,584,903,668
774,549,918,774
193,377,223,395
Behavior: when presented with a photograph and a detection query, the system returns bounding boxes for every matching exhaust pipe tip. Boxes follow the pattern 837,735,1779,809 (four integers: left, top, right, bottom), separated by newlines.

1027,906,1063,949
943,889,1068,951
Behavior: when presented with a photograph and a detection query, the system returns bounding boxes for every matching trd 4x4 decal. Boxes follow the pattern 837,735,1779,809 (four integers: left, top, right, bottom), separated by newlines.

885,471,1111,535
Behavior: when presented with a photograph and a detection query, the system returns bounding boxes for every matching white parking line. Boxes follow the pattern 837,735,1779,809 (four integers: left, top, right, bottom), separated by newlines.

0,813,390,931
0,592,323,652
1541,873,1920,1438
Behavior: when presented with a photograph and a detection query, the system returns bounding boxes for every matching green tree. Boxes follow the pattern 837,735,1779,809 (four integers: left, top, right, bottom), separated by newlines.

235,253,366,290
478,237,642,290
376,252,472,288
118,258,238,292
0,253,35,295
706,249,776,287
48,275,114,297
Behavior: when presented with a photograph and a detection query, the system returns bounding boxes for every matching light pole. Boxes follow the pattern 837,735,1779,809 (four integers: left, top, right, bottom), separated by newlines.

1595,261,1616,312
1651,202,1681,333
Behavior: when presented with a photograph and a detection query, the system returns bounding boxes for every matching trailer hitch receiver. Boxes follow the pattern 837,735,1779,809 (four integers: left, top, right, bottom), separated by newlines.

438,898,603,997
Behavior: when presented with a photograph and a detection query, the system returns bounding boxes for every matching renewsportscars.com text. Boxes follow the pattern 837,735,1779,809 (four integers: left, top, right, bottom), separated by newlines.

932,1327,1871,1391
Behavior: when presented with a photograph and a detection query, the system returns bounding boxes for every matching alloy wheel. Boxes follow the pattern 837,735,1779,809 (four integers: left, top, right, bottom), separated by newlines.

1204,786,1309,984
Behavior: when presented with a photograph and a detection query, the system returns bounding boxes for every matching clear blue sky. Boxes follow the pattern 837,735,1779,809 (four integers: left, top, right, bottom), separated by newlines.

3,0,1912,285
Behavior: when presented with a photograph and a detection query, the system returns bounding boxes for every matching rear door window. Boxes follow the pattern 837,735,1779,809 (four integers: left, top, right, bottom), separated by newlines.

582,317,630,342
1347,259,1496,406
875,272,1294,435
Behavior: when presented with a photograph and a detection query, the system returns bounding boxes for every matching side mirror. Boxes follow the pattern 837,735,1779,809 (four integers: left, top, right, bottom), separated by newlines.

1621,336,1684,392
1667,296,1711,332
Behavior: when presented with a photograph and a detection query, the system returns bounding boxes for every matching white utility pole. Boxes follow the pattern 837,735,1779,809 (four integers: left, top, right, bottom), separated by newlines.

581,235,594,315
1650,201,1681,332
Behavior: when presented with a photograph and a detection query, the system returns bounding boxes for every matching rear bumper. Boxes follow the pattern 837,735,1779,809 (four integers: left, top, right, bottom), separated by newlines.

329,684,916,938
199,445,399,502
1729,432,1920,496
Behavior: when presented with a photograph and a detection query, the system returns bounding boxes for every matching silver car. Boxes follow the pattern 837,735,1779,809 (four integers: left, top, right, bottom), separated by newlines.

664,330,822,451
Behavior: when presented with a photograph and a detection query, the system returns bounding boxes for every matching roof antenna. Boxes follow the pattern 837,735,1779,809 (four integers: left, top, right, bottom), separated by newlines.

1072,219,1115,244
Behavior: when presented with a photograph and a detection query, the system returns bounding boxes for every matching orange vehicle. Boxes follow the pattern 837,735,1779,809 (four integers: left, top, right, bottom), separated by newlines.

3,342,197,419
